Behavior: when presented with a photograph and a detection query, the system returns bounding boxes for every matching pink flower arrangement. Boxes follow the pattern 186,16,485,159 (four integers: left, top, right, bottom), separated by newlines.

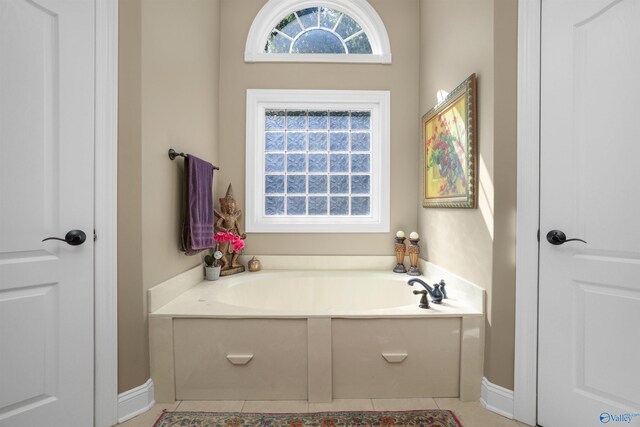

214,231,245,252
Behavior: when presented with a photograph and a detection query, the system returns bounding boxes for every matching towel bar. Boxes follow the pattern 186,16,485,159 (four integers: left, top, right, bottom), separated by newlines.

168,148,220,170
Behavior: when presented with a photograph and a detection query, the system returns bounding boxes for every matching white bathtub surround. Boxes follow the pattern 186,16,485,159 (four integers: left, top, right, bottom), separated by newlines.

151,270,481,317
480,377,514,419
149,317,176,403
117,379,155,424
174,318,309,400
148,259,484,405
418,258,484,314
147,264,206,313
237,255,399,272
307,318,332,403
146,257,484,314
418,257,486,401
459,316,485,402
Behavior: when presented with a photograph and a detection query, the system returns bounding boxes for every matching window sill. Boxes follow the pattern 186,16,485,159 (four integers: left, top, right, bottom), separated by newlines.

244,52,392,64
245,219,389,233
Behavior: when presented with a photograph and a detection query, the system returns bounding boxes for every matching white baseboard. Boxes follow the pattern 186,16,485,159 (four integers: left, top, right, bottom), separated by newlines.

480,377,514,419
117,379,155,424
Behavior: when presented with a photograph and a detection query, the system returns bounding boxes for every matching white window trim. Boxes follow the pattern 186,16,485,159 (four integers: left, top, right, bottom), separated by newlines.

245,0,392,64
246,89,390,233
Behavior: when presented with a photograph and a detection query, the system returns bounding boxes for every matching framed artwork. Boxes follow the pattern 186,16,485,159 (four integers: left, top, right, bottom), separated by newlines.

422,74,477,208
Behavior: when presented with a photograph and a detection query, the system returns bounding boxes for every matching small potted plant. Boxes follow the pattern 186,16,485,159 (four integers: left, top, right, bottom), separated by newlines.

204,250,223,281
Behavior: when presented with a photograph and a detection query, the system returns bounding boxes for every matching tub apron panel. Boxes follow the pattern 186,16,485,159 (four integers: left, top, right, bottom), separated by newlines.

173,319,308,400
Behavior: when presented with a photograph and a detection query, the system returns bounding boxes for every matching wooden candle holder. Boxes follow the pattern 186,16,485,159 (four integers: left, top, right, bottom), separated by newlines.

393,237,407,273
407,238,421,276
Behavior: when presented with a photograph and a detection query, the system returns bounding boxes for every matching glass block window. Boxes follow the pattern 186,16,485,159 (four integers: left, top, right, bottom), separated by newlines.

264,109,372,217
265,7,372,55
247,89,390,233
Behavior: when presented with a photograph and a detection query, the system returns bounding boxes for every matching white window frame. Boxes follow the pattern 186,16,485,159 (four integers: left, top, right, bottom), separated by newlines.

246,89,390,233
245,0,392,64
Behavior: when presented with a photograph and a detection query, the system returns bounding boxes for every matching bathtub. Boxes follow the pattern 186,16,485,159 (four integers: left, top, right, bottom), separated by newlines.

149,258,484,404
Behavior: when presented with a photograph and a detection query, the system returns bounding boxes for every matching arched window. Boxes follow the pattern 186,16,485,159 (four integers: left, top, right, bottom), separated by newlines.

245,0,392,63
265,7,372,55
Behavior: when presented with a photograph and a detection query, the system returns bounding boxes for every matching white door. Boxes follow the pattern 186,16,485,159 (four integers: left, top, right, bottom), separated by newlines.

538,0,640,426
0,0,95,426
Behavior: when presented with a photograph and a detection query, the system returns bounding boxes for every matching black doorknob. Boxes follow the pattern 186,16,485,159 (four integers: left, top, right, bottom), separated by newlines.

42,229,87,246
546,230,587,245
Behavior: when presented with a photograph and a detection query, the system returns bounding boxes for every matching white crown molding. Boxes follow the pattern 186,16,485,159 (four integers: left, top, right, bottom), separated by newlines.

480,377,514,420
117,379,155,424
245,0,392,63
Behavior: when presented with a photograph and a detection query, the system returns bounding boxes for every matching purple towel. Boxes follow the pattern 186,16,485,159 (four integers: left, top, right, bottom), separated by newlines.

181,155,215,255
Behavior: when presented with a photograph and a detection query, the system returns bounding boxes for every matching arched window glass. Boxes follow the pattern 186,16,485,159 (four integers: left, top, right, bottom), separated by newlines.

245,0,391,64
265,7,372,55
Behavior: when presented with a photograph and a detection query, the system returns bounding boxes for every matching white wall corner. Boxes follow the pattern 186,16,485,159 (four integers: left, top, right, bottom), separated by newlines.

480,377,514,420
117,379,155,424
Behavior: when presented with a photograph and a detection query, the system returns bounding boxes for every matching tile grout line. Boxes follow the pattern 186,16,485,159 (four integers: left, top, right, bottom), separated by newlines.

433,398,442,410
240,400,246,413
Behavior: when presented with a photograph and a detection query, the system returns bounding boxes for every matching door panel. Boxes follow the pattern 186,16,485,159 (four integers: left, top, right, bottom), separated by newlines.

539,0,640,426
572,0,640,256
0,0,59,255
0,284,58,413
577,281,640,407
0,0,95,425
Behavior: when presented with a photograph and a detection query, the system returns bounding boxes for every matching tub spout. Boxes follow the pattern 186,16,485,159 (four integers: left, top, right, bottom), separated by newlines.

407,278,444,306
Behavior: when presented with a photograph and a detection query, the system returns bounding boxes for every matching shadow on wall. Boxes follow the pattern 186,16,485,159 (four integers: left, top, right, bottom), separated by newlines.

173,158,185,251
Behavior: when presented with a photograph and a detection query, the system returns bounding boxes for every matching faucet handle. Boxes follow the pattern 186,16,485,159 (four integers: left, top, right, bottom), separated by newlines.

439,280,447,299
413,289,430,309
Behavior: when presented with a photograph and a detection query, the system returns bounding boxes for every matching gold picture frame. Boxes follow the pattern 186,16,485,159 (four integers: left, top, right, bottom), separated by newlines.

422,74,477,208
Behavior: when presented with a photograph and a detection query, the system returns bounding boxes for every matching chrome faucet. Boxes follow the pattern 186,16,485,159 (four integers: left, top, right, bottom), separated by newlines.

408,278,447,309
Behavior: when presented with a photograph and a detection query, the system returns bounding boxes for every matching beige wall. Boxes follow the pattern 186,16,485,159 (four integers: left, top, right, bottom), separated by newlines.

118,0,517,393
118,0,221,393
218,0,420,255
418,0,495,293
487,0,517,389
118,0,145,394
418,0,517,389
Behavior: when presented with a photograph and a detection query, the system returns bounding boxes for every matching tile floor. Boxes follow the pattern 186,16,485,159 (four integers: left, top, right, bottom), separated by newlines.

116,398,534,427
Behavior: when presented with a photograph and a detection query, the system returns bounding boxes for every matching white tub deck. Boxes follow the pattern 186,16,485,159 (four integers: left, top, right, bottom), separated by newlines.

151,270,482,319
